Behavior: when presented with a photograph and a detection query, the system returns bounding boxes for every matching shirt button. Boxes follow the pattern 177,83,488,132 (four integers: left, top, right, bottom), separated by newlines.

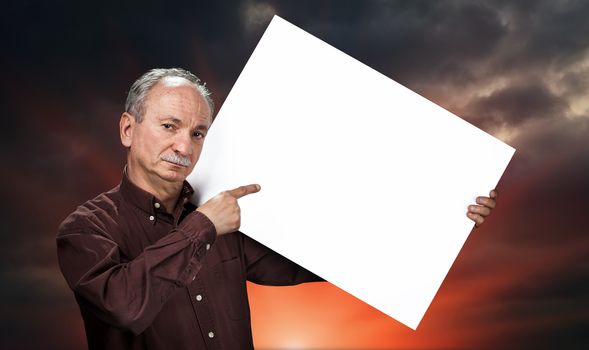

192,275,196,281
195,294,203,301
149,215,155,221
205,244,211,250
208,331,214,339
154,202,160,209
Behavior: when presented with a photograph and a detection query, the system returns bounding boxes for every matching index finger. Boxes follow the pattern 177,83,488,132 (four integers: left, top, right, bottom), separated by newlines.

227,184,261,199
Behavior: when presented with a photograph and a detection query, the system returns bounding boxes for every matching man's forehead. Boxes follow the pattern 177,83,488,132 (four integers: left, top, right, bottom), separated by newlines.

151,77,204,105
147,77,212,120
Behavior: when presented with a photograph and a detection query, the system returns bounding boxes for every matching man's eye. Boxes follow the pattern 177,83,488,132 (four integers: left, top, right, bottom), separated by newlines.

193,131,205,138
163,123,173,129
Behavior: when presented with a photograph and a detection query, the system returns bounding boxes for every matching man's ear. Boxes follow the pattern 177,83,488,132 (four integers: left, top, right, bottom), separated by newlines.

120,112,135,148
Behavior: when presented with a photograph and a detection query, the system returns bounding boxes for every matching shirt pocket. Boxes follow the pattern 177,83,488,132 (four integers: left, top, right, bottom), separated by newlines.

212,256,248,320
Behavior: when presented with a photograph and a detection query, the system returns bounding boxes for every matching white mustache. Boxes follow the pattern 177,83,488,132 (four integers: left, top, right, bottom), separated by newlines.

161,153,191,167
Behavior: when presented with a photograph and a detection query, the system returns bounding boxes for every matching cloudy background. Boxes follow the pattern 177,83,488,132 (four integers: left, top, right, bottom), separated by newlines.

1,0,588,349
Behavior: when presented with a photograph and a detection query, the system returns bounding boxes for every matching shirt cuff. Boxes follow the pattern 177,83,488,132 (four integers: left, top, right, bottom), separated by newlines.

177,210,217,255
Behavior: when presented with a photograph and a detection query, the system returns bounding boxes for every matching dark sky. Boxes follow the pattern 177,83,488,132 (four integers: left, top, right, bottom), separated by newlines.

1,1,588,349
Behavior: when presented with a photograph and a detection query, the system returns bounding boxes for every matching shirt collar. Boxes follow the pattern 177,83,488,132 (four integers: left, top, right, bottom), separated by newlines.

119,166,195,215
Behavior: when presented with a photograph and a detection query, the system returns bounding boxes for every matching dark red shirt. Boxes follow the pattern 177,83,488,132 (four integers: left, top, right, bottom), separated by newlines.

57,170,322,349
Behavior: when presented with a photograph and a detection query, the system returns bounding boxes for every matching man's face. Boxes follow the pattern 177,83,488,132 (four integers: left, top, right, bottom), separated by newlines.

124,77,212,185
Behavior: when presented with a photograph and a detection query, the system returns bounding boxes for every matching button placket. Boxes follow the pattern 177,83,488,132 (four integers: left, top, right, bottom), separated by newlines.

189,279,216,346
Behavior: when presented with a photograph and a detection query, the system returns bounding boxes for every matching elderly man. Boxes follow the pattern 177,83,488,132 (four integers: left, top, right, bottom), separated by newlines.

57,68,497,350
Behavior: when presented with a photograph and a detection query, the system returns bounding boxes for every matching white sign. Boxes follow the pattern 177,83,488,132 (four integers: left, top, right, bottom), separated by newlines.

188,15,515,330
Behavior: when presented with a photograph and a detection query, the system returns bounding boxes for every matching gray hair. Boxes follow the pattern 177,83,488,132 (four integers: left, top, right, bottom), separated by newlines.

125,68,214,122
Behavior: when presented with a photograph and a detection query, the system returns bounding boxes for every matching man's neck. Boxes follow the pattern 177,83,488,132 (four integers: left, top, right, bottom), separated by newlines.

126,164,182,213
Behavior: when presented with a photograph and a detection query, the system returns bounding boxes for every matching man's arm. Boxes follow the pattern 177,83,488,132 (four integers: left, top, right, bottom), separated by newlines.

57,183,260,335
57,210,216,335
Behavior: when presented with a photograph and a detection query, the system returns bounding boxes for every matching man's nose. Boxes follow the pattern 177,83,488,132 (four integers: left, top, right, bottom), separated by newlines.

172,132,193,156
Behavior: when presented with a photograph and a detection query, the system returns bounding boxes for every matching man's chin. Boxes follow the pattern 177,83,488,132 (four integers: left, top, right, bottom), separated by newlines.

158,168,190,183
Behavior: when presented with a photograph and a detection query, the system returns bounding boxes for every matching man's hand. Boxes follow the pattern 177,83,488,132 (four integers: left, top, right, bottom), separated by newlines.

196,184,261,236
467,189,498,228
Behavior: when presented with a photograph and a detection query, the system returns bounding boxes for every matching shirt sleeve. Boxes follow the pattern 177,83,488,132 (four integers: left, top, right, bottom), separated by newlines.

56,210,216,335
243,234,324,285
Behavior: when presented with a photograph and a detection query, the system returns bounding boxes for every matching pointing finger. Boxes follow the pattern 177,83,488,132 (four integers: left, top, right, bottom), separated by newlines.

227,184,261,199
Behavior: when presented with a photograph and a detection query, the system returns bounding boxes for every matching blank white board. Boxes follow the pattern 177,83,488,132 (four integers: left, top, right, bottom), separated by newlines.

188,15,515,330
